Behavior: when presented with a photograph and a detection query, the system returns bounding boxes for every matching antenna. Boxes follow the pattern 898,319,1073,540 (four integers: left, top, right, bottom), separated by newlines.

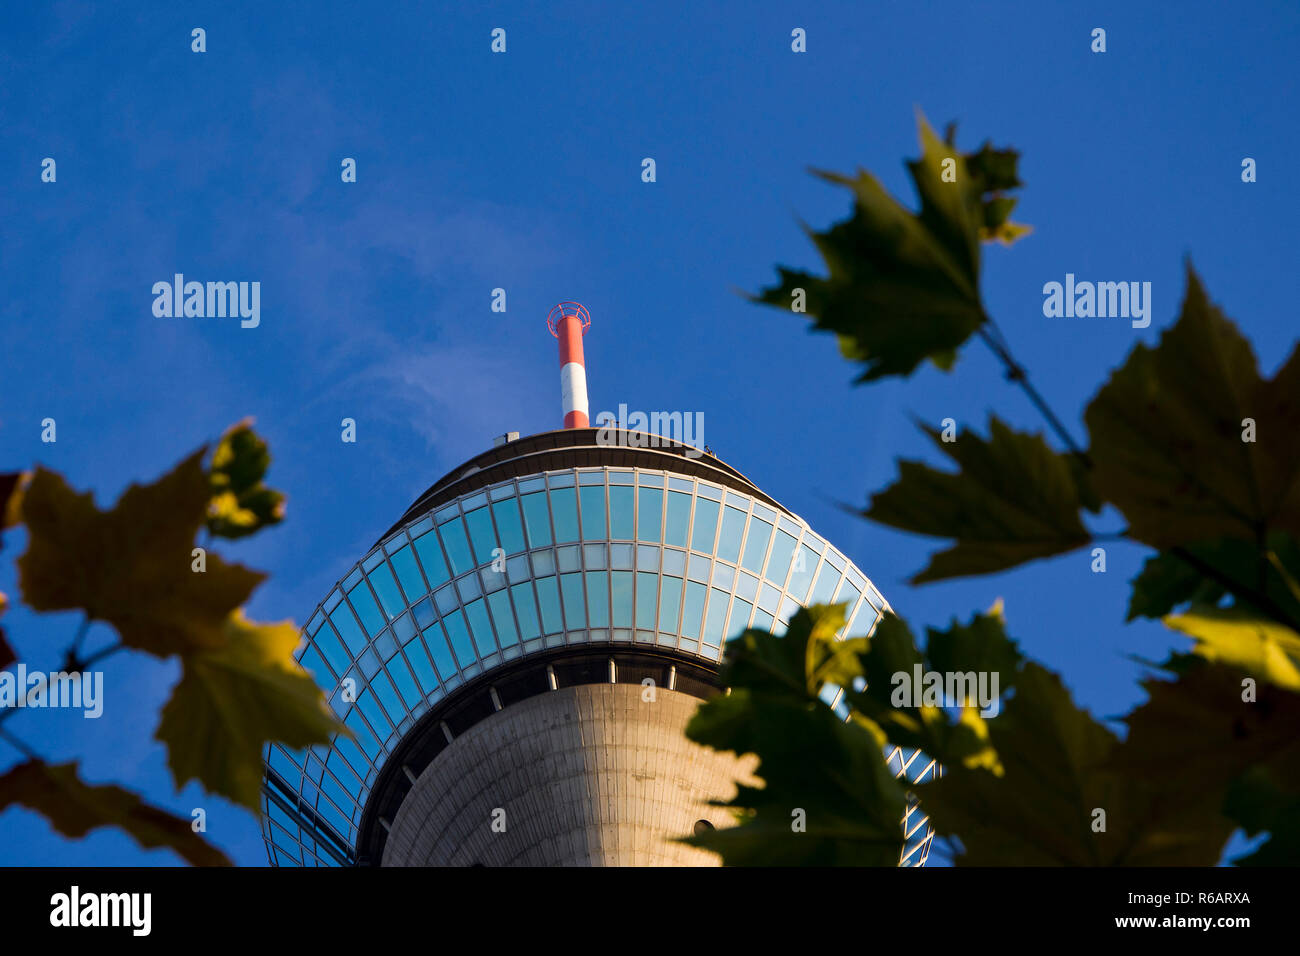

547,301,591,428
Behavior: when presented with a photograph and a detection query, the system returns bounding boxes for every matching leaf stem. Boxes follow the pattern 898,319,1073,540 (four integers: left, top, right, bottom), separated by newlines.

0,724,39,760
975,319,1091,466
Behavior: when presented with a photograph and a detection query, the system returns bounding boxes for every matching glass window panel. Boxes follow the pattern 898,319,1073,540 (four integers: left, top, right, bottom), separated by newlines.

348,585,385,636
551,488,580,543
390,545,427,602
373,628,398,662
728,597,754,638
315,799,351,842
328,606,366,655
369,671,403,724
299,646,333,688
413,532,449,588
586,571,610,628
560,572,587,629
753,609,774,633
486,589,519,647
521,493,552,547
439,519,475,575
834,579,863,613
463,599,497,657
510,583,541,640
611,571,634,627
810,562,840,605
690,497,720,553
403,638,438,693
367,563,405,619
385,655,422,709
681,581,707,639
580,486,607,540
664,492,691,547
355,690,391,735
635,571,658,630
637,488,663,543
412,598,435,629
345,710,380,760
441,610,475,666
740,517,773,574
702,588,730,646
535,576,564,634
765,530,797,586
716,507,747,564
659,576,683,633
786,545,819,601
609,486,635,539
530,550,555,577
463,507,499,565
492,499,526,555
846,602,877,639
326,751,362,794
313,626,350,675
335,735,371,779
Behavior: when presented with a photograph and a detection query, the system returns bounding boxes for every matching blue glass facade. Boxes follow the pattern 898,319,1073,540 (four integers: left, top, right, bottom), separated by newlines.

262,463,933,867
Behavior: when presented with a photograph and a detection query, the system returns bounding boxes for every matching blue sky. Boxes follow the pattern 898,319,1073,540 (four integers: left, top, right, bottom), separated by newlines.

1,1,1297,865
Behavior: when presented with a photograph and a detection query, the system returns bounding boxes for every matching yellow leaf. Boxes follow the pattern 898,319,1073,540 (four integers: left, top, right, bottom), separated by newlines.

1163,606,1300,691
155,609,349,810
17,452,265,657
206,420,286,540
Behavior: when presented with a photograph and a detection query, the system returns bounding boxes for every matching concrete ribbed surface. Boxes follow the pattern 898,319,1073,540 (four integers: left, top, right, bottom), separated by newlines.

382,682,758,866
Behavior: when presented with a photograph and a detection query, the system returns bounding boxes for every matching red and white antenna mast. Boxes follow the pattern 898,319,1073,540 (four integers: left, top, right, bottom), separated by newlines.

547,301,591,428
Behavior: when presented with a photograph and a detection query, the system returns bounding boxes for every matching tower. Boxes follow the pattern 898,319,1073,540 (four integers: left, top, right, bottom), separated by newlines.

261,303,935,866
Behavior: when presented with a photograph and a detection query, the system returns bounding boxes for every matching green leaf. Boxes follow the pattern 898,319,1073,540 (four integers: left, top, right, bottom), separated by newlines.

207,420,286,540
752,112,1029,383
919,663,1234,865
683,606,907,865
0,759,232,866
17,452,265,658
1224,768,1300,866
1128,534,1300,626
0,590,13,670
155,609,349,811
1085,265,1300,549
0,472,24,541
866,417,1092,583
1162,606,1300,691
1113,658,1300,865
843,606,1017,774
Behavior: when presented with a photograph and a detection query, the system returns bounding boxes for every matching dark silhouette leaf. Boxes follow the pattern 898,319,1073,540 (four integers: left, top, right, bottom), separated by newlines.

753,113,1029,383
0,759,231,866
1085,265,1300,548
866,417,1092,583
17,451,264,658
